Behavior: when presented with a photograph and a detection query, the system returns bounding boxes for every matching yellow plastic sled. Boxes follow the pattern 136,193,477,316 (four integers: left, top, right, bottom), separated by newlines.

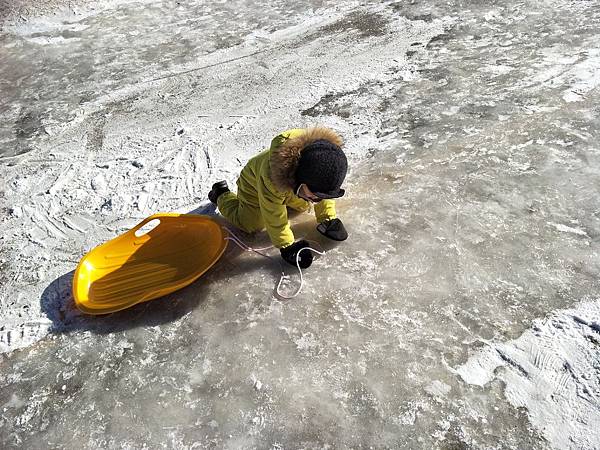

73,213,228,315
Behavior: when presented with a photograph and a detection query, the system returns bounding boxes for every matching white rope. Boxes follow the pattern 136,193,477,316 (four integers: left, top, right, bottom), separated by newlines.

222,226,325,299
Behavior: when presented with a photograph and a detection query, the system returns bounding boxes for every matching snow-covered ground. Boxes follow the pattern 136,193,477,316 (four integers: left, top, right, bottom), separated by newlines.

1,0,599,448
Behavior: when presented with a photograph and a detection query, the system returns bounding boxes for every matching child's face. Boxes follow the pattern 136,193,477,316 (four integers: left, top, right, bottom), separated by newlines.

296,184,323,203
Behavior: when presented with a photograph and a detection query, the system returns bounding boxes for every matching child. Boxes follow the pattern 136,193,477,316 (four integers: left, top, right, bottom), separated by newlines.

208,127,348,269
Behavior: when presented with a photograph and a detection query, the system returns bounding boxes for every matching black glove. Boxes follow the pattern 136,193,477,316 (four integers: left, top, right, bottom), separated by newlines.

280,240,313,269
317,218,348,241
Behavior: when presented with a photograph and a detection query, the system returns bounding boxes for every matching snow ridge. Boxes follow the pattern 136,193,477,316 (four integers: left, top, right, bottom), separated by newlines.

457,301,600,450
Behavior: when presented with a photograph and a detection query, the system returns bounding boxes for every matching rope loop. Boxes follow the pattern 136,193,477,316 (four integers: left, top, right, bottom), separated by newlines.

222,227,324,299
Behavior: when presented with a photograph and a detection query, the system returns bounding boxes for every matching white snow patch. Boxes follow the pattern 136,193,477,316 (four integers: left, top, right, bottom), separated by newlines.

424,380,451,398
294,332,319,352
2,0,156,34
480,64,513,76
547,222,589,237
563,90,584,103
25,36,82,45
457,301,600,450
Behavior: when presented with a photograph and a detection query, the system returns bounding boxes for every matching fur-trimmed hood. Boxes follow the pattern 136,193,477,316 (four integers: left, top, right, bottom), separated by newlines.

270,127,344,192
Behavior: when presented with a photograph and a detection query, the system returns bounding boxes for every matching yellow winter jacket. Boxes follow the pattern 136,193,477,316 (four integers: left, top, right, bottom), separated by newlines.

236,127,342,248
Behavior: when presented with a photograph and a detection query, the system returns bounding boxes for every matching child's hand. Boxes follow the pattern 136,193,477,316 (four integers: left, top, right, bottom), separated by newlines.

317,218,348,241
280,240,313,268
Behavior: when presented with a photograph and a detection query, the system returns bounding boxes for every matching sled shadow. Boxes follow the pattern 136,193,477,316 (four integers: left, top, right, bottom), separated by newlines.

40,203,341,335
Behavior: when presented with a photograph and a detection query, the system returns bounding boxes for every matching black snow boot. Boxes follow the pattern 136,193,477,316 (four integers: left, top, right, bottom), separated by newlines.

208,180,230,204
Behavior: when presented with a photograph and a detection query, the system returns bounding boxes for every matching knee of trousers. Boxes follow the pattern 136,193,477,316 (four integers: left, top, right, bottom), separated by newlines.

238,217,265,234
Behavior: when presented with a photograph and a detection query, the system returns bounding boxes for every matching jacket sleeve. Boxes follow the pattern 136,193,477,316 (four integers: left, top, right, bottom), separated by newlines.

257,172,295,248
314,199,337,223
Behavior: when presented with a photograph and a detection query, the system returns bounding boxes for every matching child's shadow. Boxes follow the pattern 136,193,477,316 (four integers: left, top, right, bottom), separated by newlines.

40,203,340,335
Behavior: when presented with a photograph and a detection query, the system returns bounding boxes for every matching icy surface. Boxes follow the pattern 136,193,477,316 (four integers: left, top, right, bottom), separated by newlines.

1,0,600,448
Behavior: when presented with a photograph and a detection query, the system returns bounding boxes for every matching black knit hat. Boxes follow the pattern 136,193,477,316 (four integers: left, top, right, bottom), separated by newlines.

295,139,348,199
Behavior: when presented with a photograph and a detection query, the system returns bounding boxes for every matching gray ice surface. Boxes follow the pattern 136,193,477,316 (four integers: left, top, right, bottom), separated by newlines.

1,0,600,449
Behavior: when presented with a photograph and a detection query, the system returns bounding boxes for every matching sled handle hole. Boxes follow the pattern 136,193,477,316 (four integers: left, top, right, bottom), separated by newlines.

134,218,161,237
